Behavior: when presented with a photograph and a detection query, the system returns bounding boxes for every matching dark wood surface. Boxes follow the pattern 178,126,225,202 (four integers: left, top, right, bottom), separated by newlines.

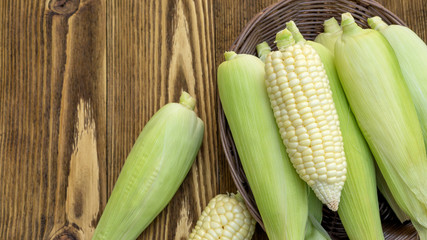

0,0,425,239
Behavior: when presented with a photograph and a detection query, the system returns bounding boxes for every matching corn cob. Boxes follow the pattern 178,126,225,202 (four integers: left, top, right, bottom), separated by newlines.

264,29,346,211
335,13,427,239
368,16,427,151
314,17,342,54
286,21,384,239
218,51,308,240
92,91,204,240
188,192,256,240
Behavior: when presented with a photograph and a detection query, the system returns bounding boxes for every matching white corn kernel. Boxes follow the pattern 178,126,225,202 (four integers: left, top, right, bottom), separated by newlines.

265,45,346,211
189,193,256,240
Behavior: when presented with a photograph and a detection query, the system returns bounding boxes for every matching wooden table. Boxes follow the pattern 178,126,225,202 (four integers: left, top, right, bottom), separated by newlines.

0,0,425,239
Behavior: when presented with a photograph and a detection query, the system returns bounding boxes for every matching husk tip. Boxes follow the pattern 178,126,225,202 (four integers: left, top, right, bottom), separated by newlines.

275,29,295,50
224,51,237,61
286,21,306,43
179,91,196,110
367,16,388,31
341,12,355,27
324,17,341,33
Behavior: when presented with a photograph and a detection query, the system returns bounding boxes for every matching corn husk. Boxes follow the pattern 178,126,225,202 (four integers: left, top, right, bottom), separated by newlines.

375,163,410,223
218,52,308,240
256,41,271,63
257,41,332,240
314,17,342,54
286,20,384,239
368,16,427,151
305,188,331,240
335,13,427,239
92,92,204,240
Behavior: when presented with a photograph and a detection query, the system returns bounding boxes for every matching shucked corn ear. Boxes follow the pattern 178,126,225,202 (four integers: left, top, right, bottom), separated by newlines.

257,41,331,240
286,21,384,239
264,29,346,211
314,17,342,54
368,16,427,151
335,13,427,239
218,51,308,240
188,192,256,240
93,92,204,240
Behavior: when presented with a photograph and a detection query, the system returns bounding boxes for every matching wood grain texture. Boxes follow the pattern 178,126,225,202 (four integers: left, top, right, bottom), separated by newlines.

106,0,218,239
0,0,426,239
0,0,106,239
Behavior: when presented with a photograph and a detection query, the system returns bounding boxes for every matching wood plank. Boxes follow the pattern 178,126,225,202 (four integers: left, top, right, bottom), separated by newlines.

106,0,218,239
0,0,106,239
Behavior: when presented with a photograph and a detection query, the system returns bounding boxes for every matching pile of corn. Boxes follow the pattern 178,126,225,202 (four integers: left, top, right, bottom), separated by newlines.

216,12,427,240
91,12,426,240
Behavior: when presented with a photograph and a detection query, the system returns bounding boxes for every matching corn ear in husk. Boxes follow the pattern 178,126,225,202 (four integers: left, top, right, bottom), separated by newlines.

368,16,427,151
93,92,204,240
218,51,308,240
335,13,427,239
286,20,384,240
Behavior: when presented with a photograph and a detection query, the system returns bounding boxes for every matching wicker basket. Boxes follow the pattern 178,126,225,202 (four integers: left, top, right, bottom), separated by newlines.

218,0,419,239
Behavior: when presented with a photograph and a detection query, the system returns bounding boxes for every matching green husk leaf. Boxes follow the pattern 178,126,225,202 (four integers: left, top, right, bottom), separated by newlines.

275,29,295,51
256,41,271,62
368,16,427,152
375,163,410,223
305,188,332,240
218,52,308,240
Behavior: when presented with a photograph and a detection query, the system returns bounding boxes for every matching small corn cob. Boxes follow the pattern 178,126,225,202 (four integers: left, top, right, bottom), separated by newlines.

264,29,347,211
286,21,384,239
335,13,427,239
218,51,308,240
188,192,256,240
314,17,342,53
93,91,204,240
368,16,427,151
